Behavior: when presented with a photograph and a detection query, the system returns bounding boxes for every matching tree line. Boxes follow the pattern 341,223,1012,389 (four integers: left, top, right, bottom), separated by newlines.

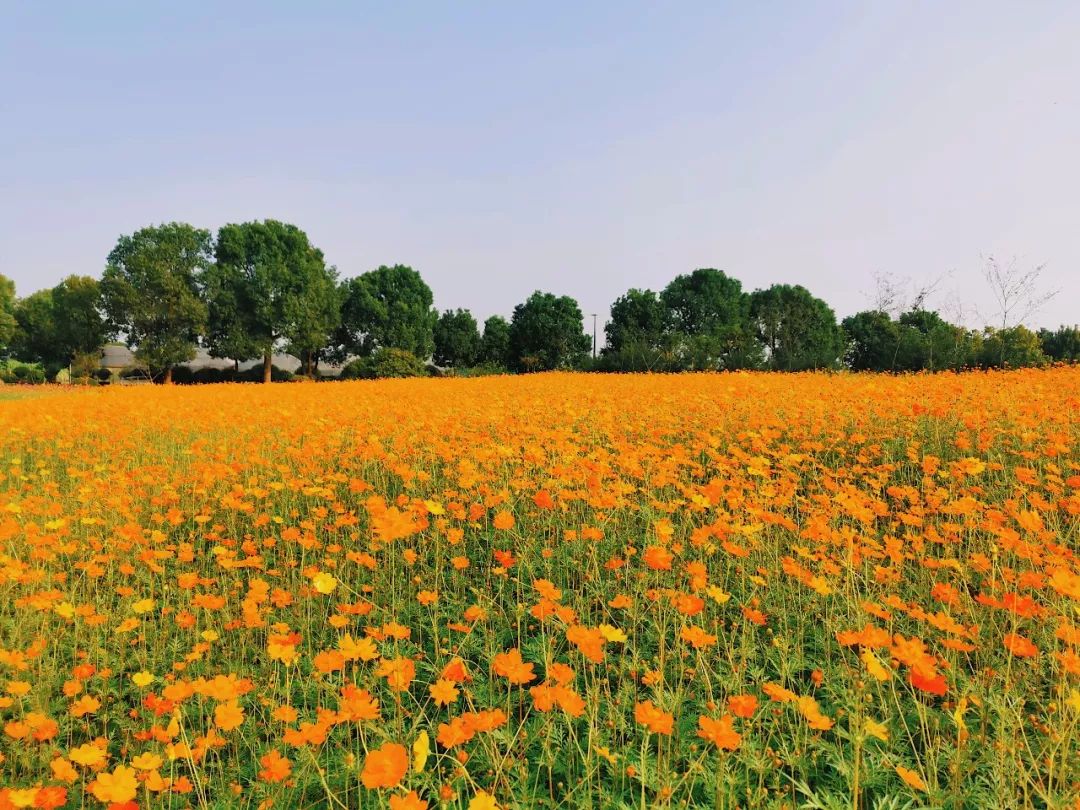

0,220,1077,383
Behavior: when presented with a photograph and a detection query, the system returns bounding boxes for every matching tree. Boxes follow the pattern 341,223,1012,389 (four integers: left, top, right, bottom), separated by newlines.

600,288,679,371
11,277,107,376
842,310,901,371
479,315,511,368
508,291,590,372
1038,325,1080,362
207,220,339,382
982,255,1058,329
433,309,481,368
749,284,845,371
896,309,978,371
978,326,1046,369
335,265,437,361
0,274,16,354
660,269,761,369
101,223,210,383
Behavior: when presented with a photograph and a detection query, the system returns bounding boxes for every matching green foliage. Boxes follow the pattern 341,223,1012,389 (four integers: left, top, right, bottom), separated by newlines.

336,265,436,360
0,274,15,352
508,291,591,372
0,359,46,384
977,325,1047,368
433,308,481,367
896,309,979,371
11,276,107,376
101,223,210,377
660,269,762,369
1038,325,1080,362
842,310,902,371
339,347,426,379
479,315,511,367
207,220,339,381
750,284,846,370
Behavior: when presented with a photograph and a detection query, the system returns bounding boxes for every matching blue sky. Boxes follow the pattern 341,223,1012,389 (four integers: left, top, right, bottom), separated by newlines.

2,2,1077,329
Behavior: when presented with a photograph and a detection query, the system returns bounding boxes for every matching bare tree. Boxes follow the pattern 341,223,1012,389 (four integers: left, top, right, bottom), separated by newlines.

866,270,905,315
982,255,1058,328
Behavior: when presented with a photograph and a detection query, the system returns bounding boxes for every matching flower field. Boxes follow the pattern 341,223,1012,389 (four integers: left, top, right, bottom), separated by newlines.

0,370,1078,809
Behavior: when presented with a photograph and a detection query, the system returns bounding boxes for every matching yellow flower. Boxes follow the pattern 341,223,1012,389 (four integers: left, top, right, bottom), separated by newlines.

468,791,500,810
312,573,337,594
598,624,627,643
864,719,889,742
131,671,155,688
68,743,107,768
412,729,430,773
90,764,139,803
131,598,155,614
131,752,163,770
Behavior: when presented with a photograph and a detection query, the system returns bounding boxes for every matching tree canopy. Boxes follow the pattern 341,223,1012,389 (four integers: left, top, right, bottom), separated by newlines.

508,291,590,372
750,284,845,370
101,223,210,382
433,309,481,368
479,315,511,368
660,269,761,369
207,220,338,381
336,265,436,360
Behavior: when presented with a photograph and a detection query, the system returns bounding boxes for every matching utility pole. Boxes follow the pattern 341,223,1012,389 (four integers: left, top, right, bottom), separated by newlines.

590,314,598,359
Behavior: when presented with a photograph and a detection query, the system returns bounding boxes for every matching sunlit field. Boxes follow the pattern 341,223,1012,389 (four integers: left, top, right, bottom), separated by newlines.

0,370,1077,810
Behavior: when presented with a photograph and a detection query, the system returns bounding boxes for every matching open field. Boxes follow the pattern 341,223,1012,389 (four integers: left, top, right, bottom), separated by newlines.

0,370,1077,809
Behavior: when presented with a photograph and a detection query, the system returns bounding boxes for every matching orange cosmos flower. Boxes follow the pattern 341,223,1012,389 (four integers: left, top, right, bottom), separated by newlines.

634,700,674,735
492,649,536,685
360,742,409,789
1002,633,1039,658
258,750,292,783
727,694,758,718
696,714,741,750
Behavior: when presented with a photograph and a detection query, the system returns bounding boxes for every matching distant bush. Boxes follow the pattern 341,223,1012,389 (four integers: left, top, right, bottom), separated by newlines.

340,348,425,380
1,362,47,384
446,363,510,378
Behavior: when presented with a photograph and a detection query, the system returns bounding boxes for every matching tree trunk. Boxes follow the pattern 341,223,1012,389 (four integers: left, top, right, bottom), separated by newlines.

163,367,173,385
263,350,273,384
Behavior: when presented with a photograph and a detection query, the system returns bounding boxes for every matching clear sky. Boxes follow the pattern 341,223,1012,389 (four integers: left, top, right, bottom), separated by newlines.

2,2,1077,330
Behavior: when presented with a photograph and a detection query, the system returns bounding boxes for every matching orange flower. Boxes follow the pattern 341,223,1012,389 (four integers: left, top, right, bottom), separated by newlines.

634,700,674,735
89,765,138,803
214,701,245,731
377,657,417,692
429,678,460,706
491,649,536,685
895,765,927,792
696,714,741,750
727,694,758,718
1002,633,1039,658
390,791,429,810
360,742,409,789
258,749,292,783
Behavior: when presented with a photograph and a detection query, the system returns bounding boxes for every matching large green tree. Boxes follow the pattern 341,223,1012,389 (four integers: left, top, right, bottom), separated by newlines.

101,223,210,383
602,288,678,371
660,269,761,369
750,284,846,370
335,265,437,360
895,309,977,371
1038,325,1080,362
0,274,16,353
842,310,901,371
207,220,339,382
479,315,511,368
433,309,481,368
508,291,590,372
12,276,107,375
